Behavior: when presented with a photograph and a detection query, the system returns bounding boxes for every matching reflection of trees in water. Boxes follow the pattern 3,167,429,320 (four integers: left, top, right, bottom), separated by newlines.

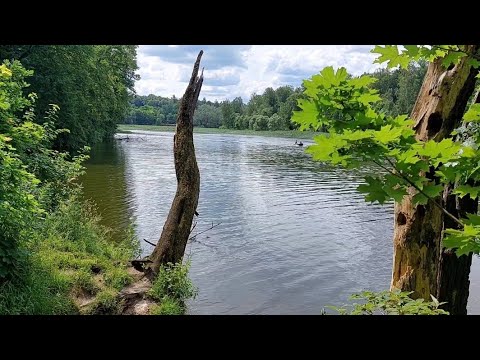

81,140,134,242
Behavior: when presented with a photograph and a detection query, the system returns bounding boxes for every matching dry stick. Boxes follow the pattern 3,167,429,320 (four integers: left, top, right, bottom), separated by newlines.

189,222,222,242
144,222,222,246
189,221,198,236
370,157,464,228
143,238,156,247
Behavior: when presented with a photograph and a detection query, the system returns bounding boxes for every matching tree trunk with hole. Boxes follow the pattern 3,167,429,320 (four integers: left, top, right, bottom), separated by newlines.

145,51,203,278
437,90,480,314
391,45,479,314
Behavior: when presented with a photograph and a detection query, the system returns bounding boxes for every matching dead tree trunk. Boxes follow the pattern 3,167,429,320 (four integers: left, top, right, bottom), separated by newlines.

437,90,480,314
391,45,479,314
145,51,203,277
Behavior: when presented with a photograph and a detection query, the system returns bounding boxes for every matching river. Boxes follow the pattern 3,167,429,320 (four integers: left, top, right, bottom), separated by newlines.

81,130,480,314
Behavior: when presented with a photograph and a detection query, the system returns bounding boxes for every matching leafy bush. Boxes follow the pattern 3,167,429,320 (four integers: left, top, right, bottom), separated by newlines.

325,290,449,315
0,197,139,314
148,261,197,304
149,296,184,315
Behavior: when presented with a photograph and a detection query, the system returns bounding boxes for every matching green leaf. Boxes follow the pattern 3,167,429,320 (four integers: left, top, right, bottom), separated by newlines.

412,184,443,206
468,58,480,69
441,51,467,68
463,213,480,226
459,146,476,158
342,129,373,141
316,66,348,88
384,184,408,203
403,45,420,58
306,134,347,161
292,99,319,130
357,176,389,204
443,224,480,256
463,104,480,122
349,76,377,88
397,149,420,164
357,91,381,105
372,124,403,144
372,45,410,69
412,192,429,206
453,185,480,199
422,183,444,198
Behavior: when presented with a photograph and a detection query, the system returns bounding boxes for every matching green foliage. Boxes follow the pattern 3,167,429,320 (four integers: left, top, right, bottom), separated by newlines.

371,45,475,70
0,197,139,314
463,103,480,122
0,45,139,151
87,289,122,315
148,261,197,306
370,61,427,117
124,86,303,132
326,290,449,315
194,103,223,128
293,46,480,256
0,54,140,313
149,296,184,315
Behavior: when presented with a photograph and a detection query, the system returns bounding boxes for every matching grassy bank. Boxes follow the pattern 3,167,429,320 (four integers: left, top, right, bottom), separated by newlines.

0,197,140,314
117,124,319,140
0,196,197,315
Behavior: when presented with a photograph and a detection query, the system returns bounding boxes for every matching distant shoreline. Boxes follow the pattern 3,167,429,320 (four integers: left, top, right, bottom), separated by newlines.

117,124,319,140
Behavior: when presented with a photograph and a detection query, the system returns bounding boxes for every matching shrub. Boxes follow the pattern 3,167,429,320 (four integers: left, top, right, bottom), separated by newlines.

148,261,197,304
325,290,449,315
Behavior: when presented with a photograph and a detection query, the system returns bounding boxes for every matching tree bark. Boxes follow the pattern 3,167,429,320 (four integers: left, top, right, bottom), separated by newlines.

436,90,480,314
437,182,477,314
145,51,203,277
391,45,479,314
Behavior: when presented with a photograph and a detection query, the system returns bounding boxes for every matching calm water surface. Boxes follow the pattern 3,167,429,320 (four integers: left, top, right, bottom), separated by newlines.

81,130,480,314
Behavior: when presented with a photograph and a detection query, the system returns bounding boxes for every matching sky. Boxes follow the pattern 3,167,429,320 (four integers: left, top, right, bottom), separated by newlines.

135,45,384,102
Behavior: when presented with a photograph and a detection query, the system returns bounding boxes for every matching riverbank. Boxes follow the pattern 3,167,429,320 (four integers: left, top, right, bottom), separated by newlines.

0,196,140,314
117,124,319,140
0,195,195,315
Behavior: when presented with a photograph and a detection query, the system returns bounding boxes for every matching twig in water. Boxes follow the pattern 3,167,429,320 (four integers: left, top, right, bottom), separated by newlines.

189,221,198,236
189,222,222,242
143,238,157,247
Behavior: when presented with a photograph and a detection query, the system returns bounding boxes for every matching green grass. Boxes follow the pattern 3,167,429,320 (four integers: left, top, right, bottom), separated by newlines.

147,261,197,315
149,296,184,315
117,124,319,140
0,197,140,315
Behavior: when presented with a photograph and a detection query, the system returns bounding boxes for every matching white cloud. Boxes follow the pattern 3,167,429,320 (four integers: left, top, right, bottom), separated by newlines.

135,45,384,102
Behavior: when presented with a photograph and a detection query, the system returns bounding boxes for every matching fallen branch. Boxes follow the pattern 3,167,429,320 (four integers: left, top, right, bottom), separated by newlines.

143,238,156,247
189,222,222,242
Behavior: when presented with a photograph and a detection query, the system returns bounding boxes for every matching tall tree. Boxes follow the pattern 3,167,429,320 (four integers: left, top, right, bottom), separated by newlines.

0,45,139,151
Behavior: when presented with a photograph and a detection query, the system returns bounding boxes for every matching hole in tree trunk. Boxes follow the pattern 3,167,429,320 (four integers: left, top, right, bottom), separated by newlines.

417,205,426,219
427,112,443,138
397,212,407,225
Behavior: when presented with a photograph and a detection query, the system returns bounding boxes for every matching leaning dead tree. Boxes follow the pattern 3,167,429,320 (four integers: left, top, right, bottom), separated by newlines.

143,51,203,278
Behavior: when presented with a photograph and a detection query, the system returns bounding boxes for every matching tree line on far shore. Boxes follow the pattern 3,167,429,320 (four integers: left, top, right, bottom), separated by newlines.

123,61,427,131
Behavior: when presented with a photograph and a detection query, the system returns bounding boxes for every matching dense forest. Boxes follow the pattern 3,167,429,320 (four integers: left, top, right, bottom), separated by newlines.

0,46,138,151
0,46,148,314
123,61,427,129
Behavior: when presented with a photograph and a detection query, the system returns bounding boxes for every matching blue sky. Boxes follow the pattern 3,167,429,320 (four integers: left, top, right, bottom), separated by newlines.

135,45,384,102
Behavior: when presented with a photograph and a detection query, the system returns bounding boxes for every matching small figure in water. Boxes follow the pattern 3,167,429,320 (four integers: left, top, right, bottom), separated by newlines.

295,140,303,146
